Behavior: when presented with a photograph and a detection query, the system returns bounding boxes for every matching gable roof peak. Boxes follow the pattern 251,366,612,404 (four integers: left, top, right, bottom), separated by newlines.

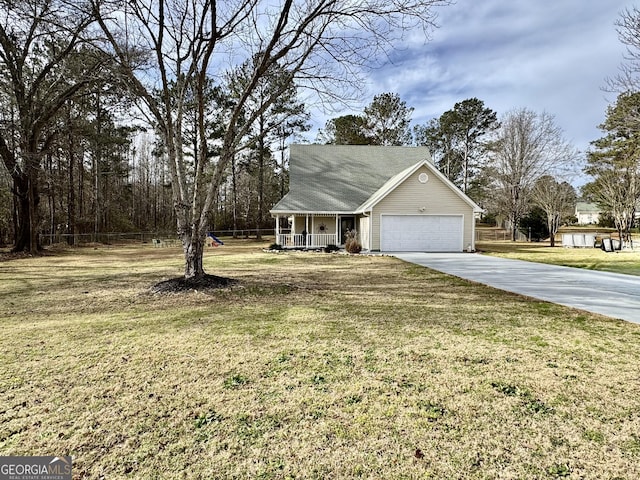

271,144,434,214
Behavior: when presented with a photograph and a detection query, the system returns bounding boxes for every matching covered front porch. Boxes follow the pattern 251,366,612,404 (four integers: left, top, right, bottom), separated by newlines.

273,213,359,249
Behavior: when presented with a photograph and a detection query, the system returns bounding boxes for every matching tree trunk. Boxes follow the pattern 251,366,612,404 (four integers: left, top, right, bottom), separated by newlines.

510,185,520,242
617,225,624,251
28,176,38,252
547,213,556,247
12,186,18,246
13,177,29,252
232,155,238,239
46,153,55,243
183,234,205,278
12,173,40,253
256,120,265,240
67,129,76,246
279,146,286,199
462,139,469,194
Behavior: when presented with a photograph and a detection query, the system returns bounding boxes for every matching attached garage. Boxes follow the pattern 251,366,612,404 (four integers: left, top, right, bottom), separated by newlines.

271,145,482,252
380,215,464,252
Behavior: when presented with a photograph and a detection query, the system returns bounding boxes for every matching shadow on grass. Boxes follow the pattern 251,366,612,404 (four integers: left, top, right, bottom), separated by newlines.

476,241,554,254
151,274,237,293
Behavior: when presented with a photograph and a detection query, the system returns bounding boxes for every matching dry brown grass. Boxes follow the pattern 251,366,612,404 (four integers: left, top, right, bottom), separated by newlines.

1,241,640,479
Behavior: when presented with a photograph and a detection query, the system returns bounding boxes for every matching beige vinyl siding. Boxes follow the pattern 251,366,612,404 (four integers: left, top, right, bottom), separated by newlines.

371,165,474,251
292,216,301,233
291,215,338,235
309,216,338,235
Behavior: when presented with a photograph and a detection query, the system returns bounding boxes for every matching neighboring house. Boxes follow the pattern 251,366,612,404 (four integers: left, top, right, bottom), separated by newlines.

270,144,482,252
575,202,600,225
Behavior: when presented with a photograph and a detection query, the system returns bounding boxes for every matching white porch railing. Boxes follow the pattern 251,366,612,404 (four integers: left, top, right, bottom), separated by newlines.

277,233,339,248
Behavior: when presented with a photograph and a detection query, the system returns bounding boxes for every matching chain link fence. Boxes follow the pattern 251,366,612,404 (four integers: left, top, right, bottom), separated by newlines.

475,228,528,242
39,229,276,246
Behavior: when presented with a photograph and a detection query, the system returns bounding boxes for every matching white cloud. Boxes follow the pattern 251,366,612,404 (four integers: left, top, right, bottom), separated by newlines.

309,0,632,161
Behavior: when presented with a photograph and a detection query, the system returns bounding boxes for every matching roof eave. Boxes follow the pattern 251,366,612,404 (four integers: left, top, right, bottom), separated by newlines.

270,210,356,216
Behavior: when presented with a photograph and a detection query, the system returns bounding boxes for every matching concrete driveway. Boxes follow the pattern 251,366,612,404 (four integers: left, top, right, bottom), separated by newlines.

393,253,640,324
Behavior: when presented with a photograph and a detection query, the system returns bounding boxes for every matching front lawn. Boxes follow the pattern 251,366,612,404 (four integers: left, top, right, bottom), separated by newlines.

1,242,639,479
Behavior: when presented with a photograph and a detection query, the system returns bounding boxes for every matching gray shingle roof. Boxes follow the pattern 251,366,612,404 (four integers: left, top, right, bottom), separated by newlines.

271,145,432,213
575,201,600,213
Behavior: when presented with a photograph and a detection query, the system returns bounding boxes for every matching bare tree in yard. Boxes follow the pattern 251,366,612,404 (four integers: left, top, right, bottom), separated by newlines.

584,92,640,247
531,175,576,247
0,0,106,252
593,8,640,247
487,108,578,242
607,6,640,95
92,0,450,279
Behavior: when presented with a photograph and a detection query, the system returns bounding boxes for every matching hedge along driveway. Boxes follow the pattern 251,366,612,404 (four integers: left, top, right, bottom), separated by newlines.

393,253,640,324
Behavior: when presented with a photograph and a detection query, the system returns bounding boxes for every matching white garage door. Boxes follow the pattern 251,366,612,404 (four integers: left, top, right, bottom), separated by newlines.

380,215,463,252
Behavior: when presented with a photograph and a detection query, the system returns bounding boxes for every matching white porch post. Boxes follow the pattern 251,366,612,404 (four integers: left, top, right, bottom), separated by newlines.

275,215,280,244
335,215,340,245
369,209,374,251
470,214,475,251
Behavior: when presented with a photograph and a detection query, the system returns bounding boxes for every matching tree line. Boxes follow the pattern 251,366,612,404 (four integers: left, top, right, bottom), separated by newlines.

0,0,450,278
2,1,640,277
318,93,579,244
0,1,313,256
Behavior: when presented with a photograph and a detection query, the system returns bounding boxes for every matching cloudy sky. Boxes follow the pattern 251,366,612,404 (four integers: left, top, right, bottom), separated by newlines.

307,0,633,166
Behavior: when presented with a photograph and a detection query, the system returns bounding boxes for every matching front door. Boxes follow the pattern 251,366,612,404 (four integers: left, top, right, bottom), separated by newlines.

339,216,355,245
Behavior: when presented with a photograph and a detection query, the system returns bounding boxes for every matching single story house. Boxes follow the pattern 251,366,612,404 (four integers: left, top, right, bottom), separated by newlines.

574,200,640,226
270,145,482,252
575,201,600,225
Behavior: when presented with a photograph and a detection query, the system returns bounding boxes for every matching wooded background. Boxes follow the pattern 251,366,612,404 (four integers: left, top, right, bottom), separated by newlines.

1,1,638,255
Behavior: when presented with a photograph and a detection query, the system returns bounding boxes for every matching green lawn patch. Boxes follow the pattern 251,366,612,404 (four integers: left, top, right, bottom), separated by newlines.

477,241,640,276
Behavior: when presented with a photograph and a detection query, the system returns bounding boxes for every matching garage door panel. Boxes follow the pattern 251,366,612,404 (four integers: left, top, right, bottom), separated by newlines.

380,215,463,252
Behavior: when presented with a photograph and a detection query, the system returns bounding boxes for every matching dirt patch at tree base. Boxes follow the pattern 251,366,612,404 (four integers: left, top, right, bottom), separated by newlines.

151,274,237,293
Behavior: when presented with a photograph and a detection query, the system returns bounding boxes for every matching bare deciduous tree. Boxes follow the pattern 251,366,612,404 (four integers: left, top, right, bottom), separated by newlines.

531,175,576,247
487,108,578,241
92,0,450,278
607,6,640,94
584,92,640,246
0,0,105,252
